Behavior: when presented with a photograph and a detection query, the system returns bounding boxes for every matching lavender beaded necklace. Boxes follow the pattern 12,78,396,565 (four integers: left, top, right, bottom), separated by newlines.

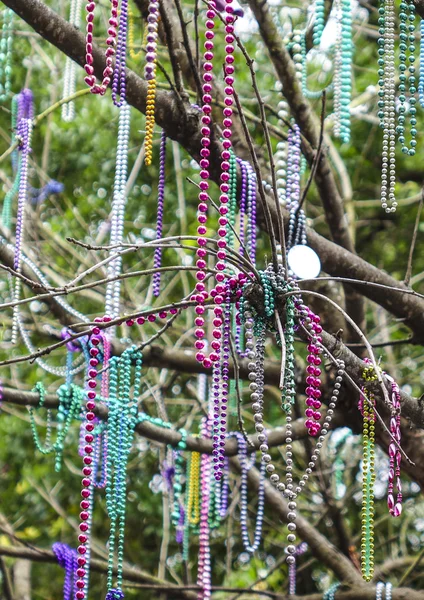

11,89,33,344
152,131,167,297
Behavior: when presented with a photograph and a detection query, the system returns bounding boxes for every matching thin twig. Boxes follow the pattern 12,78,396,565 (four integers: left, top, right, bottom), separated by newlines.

404,187,423,286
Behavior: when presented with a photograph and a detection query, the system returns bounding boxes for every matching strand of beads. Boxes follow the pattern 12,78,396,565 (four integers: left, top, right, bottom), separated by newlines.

106,346,142,599
212,282,231,480
419,19,424,106
11,89,34,344
376,582,392,600
128,7,143,59
28,384,83,472
288,542,308,595
105,100,131,326
186,451,201,527
229,431,265,554
313,0,325,45
75,316,111,600
170,429,188,529
112,0,129,108
397,0,417,157
1,96,19,229
385,375,402,517
378,0,397,213
144,0,159,165
323,583,341,600
302,306,323,437
360,361,376,582
197,417,212,600
62,0,83,121
83,0,117,95
0,8,14,102
153,131,167,297
194,0,217,368
332,0,352,143
52,543,78,600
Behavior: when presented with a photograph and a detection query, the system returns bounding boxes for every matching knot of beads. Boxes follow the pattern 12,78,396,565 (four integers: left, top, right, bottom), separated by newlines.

105,589,125,600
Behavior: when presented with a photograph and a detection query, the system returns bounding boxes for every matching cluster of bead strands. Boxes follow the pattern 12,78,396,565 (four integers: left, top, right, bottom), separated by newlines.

197,417,212,600
144,0,159,165
332,0,352,143
52,543,78,600
286,125,307,253
153,131,167,296
29,383,83,472
360,360,377,581
11,89,34,344
288,542,307,595
0,8,14,102
234,157,258,264
376,582,393,600
75,316,111,600
385,375,402,516
62,0,83,121
229,431,266,554
106,346,142,600
419,19,424,106
105,100,131,326
83,0,118,95
397,0,417,156
378,0,396,213
245,273,346,564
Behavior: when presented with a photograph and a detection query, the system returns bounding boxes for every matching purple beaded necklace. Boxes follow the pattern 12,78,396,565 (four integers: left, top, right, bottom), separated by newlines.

288,542,308,595
385,375,403,517
112,0,128,107
153,130,167,297
52,543,79,600
11,88,33,343
197,417,212,600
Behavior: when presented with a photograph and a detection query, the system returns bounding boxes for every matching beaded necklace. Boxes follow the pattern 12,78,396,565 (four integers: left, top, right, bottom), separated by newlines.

332,0,352,143
62,0,83,121
323,583,341,600
144,0,159,165
376,582,393,600
128,6,143,59
288,542,308,595
11,89,34,344
83,0,118,95
29,383,83,472
186,451,201,527
75,316,112,600
385,375,402,517
419,19,424,106
153,131,167,297
0,8,14,102
197,417,212,600
2,94,19,230
397,0,417,156
105,346,142,599
360,360,376,582
229,431,265,554
105,0,131,327
52,543,79,600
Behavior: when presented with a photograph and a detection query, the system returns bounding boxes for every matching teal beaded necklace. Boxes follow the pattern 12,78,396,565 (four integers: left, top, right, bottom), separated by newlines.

397,0,417,157
0,8,14,102
29,383,83,472
105,346,142,596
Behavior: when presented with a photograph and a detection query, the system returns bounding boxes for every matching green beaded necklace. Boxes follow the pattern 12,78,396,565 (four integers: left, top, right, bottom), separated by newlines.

29,383,83,472
0,8,14,102
397,0,417,156
105,346,142,595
